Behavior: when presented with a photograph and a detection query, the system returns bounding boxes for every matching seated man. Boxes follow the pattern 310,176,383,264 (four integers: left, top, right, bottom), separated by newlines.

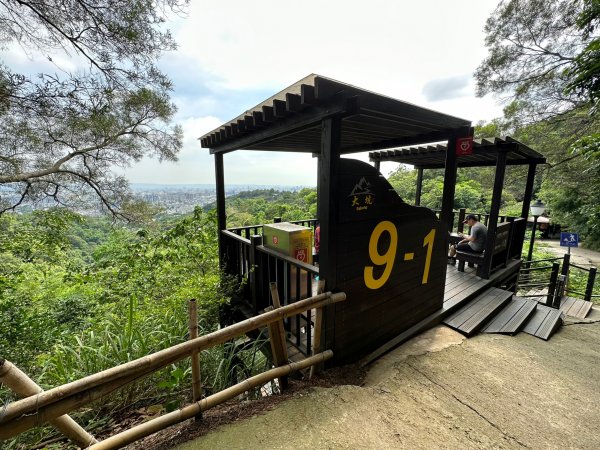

449,214,488,261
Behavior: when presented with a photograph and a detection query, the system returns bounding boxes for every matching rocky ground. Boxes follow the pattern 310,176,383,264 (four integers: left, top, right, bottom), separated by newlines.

134,307,600,450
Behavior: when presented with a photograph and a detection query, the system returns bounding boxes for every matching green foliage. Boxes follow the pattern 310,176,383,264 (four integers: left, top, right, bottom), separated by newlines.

208,188,317,227
0,205,275,448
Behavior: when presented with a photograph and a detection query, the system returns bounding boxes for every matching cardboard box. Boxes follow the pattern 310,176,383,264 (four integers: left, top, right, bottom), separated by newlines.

263,222,313,265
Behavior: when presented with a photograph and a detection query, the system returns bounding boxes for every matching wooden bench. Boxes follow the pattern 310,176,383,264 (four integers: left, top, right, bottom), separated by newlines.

456,221,511,276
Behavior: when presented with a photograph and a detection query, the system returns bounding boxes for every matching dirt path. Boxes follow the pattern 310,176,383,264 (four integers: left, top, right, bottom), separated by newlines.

537,238,600,268
168,309,600,450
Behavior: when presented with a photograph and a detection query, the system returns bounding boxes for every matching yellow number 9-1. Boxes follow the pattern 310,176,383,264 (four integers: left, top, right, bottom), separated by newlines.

364,220,398,289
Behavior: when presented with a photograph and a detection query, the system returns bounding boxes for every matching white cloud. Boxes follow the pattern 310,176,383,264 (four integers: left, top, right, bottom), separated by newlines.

6,0,507,186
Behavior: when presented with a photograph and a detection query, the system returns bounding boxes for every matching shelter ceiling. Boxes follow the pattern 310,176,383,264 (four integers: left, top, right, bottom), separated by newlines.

369,137,546,168
199,75,472,154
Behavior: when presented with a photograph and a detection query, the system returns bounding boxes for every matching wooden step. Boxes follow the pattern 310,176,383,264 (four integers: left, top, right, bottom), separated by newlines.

522,305,564,340
443,287,513,337
481,296,538,335
559,296,593,320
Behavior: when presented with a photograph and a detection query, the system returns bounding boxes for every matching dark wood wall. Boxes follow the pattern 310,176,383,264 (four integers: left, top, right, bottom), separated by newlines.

323,159,447,364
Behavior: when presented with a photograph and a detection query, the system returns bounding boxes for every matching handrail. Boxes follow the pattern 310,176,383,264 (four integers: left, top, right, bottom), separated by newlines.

524,257,562,264
0,291,346,437
222,229,251,245
570,263,592,272
257,244,319,274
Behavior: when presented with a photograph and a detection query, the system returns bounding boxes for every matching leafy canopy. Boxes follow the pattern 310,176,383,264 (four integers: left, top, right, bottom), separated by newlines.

0,0,187,217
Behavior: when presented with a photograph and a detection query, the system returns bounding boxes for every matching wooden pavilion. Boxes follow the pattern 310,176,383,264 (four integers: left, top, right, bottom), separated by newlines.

370,137,547,277
200,74,546,365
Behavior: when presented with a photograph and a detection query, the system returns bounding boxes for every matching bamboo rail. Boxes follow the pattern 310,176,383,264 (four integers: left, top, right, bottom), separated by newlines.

0,291,346,438
89,350,333,450
0,359,97,448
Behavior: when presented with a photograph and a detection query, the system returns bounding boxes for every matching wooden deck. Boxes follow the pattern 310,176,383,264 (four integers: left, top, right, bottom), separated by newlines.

360,259,522,365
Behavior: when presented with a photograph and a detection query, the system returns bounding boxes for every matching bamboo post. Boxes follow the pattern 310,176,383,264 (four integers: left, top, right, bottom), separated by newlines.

310,279,327,379
0,291,346,437
0,358,97,448
89,351,333,450
188,299,202,421
267,282,289,389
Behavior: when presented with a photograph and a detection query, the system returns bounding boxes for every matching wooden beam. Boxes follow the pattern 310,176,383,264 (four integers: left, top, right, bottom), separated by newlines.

262,105,275,122
244,115,255,130
301,84,316,105
236,119,246,133
286,93,302,113
340,129,457,154
273,99,287,118
252,111,265,127
210,99,355,154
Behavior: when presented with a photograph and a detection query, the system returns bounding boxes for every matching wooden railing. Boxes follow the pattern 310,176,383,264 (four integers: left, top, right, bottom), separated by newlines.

221,225,320,357
558,254,598,301
519,253,598,304
0,291,346,449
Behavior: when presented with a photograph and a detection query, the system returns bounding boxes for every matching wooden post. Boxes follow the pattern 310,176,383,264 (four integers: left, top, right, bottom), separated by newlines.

479,149,507,279
318,116,342,353
0,359,97,448
547,262,560,307
584,267,597,302
521,163,537,219
373,160,380,171
415,168,423,206
188,299,202,420
214,153,226,270
249,235,262,310
267,282,289,389
441,135,459,232
457,208,466,233
561,253,570,296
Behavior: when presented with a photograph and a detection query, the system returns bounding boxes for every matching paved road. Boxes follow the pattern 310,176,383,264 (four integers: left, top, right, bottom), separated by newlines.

537,238,600,268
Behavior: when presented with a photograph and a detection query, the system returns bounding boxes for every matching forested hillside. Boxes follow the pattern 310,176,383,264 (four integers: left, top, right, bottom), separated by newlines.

0,186,322,448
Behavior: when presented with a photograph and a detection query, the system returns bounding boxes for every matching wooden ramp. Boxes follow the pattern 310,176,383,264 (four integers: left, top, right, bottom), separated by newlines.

522,289,593,320
558,296,593,320
443,288,513,337
522,305,564,341
481,296,538,335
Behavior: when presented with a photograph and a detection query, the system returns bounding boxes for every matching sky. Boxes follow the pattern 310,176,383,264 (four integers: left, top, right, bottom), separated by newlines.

15,0,508,187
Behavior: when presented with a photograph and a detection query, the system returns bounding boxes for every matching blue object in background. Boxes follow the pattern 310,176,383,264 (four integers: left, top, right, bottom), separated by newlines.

560,232,579,247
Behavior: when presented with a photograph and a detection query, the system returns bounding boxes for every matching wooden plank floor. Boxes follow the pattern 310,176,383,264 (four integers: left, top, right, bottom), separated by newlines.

481,296,538,335
362,260,522,365
522,289,593,320
523,305,564,340
443,287,513,336
558,296,593,320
